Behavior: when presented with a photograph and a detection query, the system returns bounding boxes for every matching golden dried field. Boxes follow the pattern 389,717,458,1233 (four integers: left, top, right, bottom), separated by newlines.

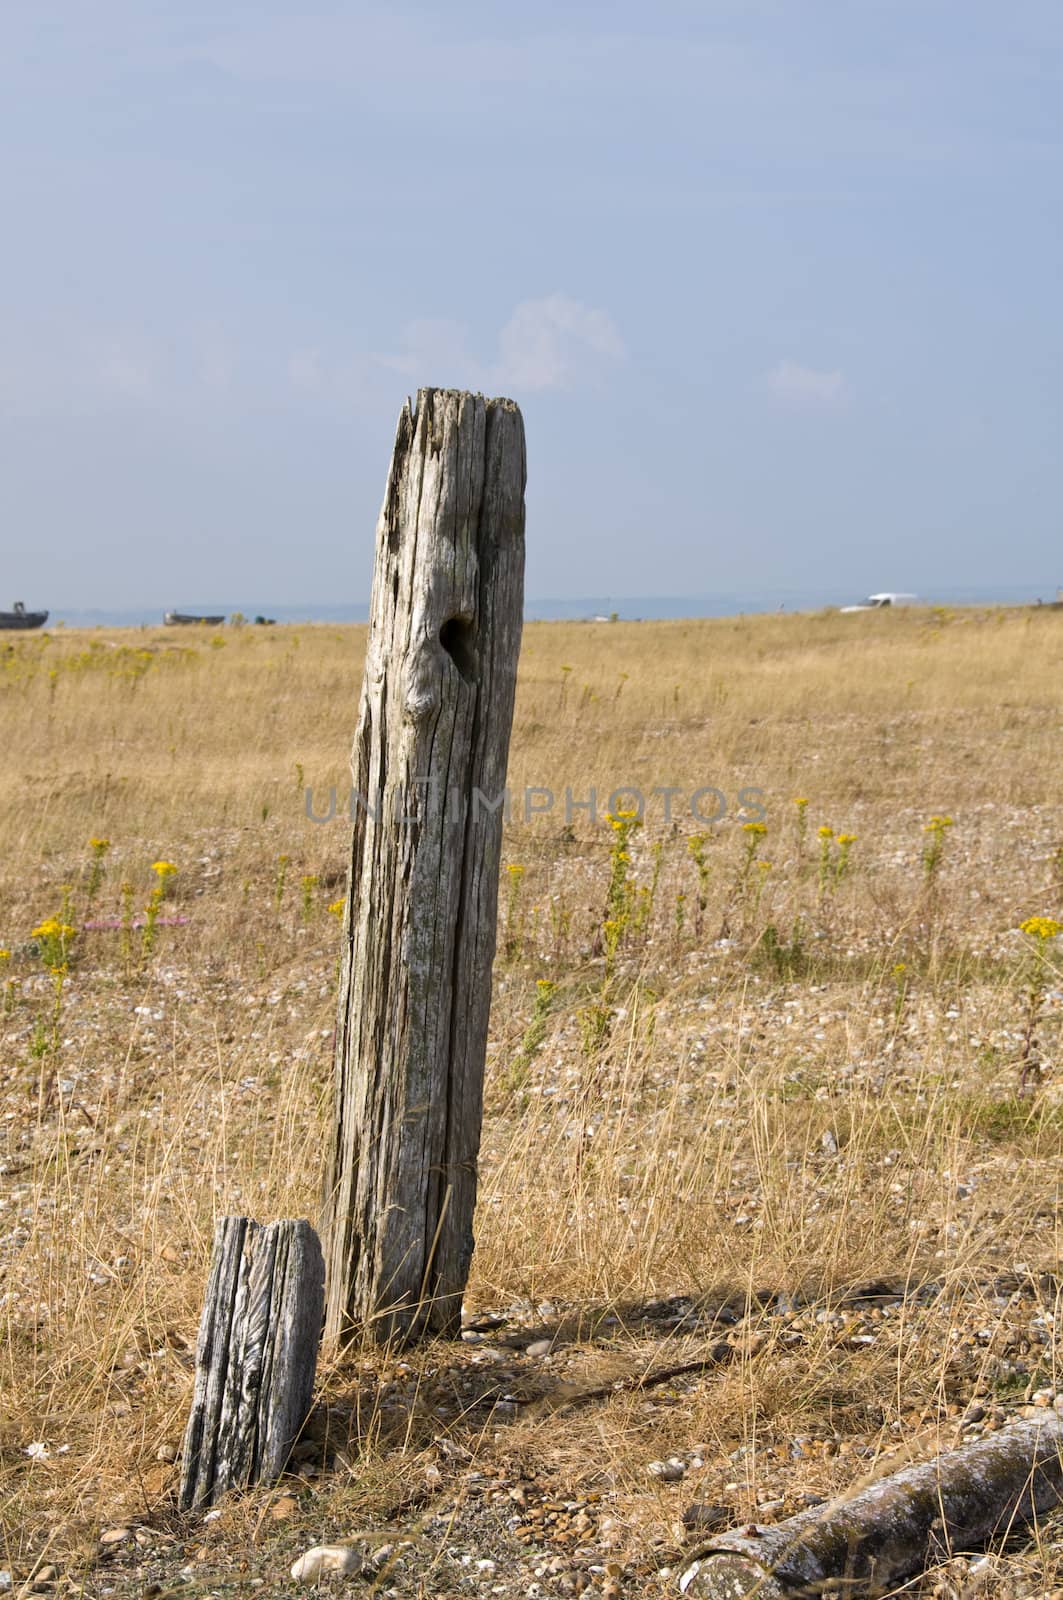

2,606,1063,1598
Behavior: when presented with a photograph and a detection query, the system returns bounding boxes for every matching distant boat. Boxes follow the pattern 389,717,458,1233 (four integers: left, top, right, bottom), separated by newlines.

0,601,48,631
164,611,226,626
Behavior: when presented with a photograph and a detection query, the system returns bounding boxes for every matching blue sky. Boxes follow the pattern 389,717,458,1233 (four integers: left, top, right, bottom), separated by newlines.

2,1,1061,609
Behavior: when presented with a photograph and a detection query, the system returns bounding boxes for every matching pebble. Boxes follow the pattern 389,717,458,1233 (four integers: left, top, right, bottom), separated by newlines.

463,1313,505,1331
525,1339,553,1358
156,1443,178,1463
290,1546,364,1581
681,1503,731,1533
648,1458,686,1481
98,1529,130,1547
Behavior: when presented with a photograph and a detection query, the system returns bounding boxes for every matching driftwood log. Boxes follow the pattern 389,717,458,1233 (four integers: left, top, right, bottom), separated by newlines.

679,1412,1063,1598
179,1217,324,1510
322,388,526,1346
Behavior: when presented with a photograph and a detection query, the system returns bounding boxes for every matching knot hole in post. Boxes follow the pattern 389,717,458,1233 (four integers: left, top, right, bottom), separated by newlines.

439,616,478,684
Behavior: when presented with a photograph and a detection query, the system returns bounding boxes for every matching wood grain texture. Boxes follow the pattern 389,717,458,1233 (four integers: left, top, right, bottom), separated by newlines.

178,1217,324,1510
680,1412,1063,1598
322,388,526,1346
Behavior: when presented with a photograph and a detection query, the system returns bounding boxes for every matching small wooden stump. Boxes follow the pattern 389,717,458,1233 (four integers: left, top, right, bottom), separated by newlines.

679,1411,1063,1598
179,1217,325,1510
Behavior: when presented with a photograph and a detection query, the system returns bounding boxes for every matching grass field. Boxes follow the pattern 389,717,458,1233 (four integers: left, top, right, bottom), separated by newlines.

1,606,1062,1598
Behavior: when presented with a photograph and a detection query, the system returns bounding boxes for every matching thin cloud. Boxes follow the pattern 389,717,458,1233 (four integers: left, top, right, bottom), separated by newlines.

767,359,846,409
378,319,485,391
6,296,623,420
377,295,624,396
98,347,152,398
496,294,625,392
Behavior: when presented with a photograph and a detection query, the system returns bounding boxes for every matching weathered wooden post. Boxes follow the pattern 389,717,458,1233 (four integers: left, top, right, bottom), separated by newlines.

178,1217,325,1509
322,388,525,1346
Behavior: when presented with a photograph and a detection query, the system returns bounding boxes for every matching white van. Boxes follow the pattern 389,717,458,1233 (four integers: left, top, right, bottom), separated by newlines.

839,592,918,613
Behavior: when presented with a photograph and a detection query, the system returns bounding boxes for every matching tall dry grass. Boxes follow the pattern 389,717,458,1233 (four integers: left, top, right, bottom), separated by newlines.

1,606,1062,1590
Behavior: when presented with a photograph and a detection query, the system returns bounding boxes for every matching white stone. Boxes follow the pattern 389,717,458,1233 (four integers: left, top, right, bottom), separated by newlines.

290,1546,363,1581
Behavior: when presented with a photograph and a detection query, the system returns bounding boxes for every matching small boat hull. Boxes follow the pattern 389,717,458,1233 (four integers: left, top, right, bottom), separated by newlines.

0,609,48,631
164,612,226,626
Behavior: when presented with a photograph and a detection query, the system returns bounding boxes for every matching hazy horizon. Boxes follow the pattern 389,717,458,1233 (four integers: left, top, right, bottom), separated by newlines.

11,579,1061,631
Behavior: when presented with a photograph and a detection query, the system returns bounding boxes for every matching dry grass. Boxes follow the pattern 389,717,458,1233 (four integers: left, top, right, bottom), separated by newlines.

1,606,1062,1597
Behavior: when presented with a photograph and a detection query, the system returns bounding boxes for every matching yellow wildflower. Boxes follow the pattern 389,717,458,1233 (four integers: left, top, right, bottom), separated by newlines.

606,809,640,830
1021,916,1061,941
742,821,767,836
151,860,177,879
818,825,834,839
328,899,346,919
